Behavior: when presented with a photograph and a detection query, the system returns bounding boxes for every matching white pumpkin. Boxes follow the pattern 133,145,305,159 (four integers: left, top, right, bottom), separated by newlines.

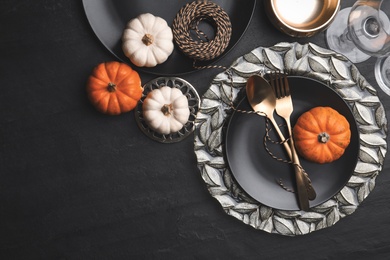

143,87,190,135
122,13,174,67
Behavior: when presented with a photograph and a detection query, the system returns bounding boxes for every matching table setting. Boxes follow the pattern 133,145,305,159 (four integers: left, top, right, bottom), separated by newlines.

1,0,390,258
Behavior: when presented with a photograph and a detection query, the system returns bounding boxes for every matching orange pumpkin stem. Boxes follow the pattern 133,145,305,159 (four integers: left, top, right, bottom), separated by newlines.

161,104,172,116
142,34,154,46
107,82,117,92
318,132,330,143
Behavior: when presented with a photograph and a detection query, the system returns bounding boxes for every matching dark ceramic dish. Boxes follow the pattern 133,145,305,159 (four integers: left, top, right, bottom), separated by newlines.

225,76,360,210
82,0,256,75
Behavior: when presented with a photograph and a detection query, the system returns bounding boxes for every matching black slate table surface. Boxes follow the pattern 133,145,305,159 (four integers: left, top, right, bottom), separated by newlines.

1,0,389,259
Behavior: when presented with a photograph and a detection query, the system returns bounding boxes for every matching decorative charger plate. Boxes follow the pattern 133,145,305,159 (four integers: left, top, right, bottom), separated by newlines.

82,0,256,75
194,42,388,236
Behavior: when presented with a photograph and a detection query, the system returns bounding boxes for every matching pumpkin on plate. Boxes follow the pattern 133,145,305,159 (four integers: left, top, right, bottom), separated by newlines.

86,61,142,115
122,13,174,67
142,86,190,135
293,106,351,164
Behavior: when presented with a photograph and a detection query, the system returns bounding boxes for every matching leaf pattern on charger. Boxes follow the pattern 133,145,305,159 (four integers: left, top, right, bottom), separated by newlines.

354,102,376,125
359,146,380,164
308,55,330,73
273,215,296,236
263,48,284,71
202,164,224,187
193,42,387,236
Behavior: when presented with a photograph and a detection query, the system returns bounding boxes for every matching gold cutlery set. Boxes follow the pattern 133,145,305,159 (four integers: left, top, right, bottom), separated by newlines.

246,73,316,211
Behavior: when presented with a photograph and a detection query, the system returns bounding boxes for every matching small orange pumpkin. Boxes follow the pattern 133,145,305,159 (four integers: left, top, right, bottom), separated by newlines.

293,106,351,164
87,61,143,115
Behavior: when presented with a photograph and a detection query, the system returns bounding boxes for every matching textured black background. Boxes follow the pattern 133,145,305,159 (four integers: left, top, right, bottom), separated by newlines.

1,0,389,259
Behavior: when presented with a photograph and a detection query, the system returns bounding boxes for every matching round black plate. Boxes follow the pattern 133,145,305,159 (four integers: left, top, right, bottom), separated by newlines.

82,0,256,75
225,76,360,211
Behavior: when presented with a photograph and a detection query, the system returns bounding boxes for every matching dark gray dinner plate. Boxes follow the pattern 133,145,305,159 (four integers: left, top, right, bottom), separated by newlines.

82,0,256,75
225,76,360,211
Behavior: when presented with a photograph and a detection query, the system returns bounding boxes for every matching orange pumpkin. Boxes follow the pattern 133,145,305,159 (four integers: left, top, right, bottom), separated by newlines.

293,106,351,164
86,61,143,115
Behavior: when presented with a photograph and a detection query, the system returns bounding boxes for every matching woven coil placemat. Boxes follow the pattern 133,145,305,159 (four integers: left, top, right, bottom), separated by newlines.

172,0,232,62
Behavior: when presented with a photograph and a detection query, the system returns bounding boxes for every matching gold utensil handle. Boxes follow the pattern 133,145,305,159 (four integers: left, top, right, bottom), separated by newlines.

287,121,310,210
268,116,309,210
269,116,316,202
292,163,310,211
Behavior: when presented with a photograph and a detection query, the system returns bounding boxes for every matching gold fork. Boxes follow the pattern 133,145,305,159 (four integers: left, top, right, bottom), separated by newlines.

269,71,316,209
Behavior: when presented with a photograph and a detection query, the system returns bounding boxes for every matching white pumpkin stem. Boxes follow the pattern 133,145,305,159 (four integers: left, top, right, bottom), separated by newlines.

107,82,117,92
161,104,173,116
142,34,154,46
318,132,330,143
